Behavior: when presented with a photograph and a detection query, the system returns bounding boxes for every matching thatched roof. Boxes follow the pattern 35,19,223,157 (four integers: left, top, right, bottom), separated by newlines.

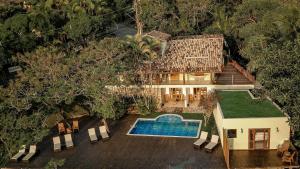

144,30,171,42
148,34,224,73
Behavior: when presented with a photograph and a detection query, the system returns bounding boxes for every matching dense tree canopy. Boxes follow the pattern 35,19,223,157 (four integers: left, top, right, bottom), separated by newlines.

140,0,213,35
0,37,134,164
0,0,119,80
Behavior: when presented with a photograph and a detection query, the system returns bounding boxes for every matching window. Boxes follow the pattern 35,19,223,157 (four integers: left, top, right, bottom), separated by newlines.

227,129,237,138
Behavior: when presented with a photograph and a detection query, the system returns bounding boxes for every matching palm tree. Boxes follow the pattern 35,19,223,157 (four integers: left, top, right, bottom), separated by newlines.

125,34,160,60
125,34,161,113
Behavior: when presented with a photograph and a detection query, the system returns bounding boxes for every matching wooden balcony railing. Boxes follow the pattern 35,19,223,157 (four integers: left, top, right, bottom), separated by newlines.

229,61,255,83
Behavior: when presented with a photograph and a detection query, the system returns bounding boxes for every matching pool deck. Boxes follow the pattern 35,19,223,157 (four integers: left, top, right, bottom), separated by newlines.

6,115,227,169
230,149,299,168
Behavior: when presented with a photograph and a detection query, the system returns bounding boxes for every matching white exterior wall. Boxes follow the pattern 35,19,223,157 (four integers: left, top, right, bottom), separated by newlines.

213,102,224,145
214,102,290,150
223,117,290,150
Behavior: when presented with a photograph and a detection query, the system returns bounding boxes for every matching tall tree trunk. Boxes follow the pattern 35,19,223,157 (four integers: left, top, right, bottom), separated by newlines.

134,0,143,35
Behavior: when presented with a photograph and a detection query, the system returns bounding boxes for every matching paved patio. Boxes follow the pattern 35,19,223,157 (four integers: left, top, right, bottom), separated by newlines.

7,115,227,169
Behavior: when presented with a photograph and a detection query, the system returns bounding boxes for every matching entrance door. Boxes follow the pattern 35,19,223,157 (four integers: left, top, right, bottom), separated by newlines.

249,128,270,150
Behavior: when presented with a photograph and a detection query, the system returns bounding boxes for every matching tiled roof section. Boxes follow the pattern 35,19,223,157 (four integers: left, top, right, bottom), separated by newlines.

144,30,171,41
152,34,224,73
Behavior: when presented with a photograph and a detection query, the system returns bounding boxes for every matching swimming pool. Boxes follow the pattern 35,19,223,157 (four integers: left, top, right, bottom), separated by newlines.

127,114,202,138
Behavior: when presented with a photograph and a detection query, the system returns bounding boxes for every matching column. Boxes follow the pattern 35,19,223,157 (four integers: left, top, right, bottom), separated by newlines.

165,87,170,103
168,74,171,81
182,87,188,107
165,87,169,95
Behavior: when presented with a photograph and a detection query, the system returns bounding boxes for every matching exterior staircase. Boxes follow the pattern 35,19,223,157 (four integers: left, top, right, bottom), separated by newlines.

216,63,254,85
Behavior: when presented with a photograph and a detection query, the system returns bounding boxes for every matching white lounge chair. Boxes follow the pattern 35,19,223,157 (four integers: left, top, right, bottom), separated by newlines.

22,145,36,162
99,126,109,141
205,135,219,152
88,128,98,143
64,134,74,149
193,131,208,149
11,145,26,161
53,136,61,152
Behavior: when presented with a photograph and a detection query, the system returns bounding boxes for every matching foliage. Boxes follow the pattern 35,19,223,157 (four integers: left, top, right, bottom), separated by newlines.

0,38,134,165
206,0,300,130
222,0,300,129
251,42,300,130
63,14,93,41
0,109,49,166
135,95,157,115
199,91,218,126
140,0,212,35
0,0,117,77
125,35,160,60
44,158,65,169
1,0,300,166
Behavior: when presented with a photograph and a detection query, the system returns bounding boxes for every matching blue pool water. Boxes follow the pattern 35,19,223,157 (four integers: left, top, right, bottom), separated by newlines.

128,114,201,138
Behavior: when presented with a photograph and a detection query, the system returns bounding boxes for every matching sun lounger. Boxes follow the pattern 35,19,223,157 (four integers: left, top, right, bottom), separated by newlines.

99,126,109,141
53,136,61,152
22,145,36,162
64,134,74,149
11,145,26,161
88,128,98,143
193,131,208,149
205,135,219,152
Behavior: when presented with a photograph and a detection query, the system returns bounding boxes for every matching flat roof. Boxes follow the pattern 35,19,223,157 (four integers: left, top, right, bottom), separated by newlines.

217,91,285,118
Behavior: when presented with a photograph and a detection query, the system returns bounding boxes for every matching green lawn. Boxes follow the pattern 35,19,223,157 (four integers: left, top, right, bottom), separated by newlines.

140,112,218,135
217,91,284,118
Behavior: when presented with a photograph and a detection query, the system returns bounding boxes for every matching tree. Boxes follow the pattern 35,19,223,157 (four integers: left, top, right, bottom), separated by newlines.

140,0,212,35
124,35,161,114
0,37,136,164
199,91,218,127
251,42,300,130
63,14,93,41
225,0,300,130
44,158,65,169
0,109,48,166
126,35,160,60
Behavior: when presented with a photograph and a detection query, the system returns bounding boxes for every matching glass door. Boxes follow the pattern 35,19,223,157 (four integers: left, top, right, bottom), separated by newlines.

249,128,270,150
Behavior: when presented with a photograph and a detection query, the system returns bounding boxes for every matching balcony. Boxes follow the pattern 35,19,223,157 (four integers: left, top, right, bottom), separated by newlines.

154,80,212,85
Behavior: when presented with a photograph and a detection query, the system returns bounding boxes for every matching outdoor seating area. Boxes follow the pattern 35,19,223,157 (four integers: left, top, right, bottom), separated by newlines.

10,145,26,162
57,120,79,135
6,115,227,169
205,135,219,152
6,114,299,169
10,145,37,163
193,132,220,152
277,140,298,166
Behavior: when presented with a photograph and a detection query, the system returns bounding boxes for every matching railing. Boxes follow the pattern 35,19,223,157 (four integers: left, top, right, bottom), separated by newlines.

229,60,255,83
152,79,213,85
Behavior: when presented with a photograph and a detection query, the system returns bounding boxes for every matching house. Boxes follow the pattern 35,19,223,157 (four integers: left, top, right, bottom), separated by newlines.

138,31,255,108
214,90,290,150
140,31,291,152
